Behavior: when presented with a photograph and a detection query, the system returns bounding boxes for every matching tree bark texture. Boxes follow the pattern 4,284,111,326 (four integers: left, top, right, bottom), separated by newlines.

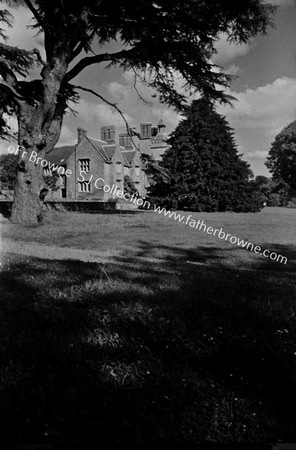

10,55,69,224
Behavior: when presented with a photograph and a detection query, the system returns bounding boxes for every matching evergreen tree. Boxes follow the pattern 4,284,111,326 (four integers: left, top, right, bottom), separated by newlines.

124,175,138,196
149,99,263,212
266,120,296,191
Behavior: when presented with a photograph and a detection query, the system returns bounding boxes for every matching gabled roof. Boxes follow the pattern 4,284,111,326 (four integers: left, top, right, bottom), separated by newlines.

87,137,110,162
46,146,75,165
121,150,136,164
122,154,131,168
87,136,107,145
102,144,117,161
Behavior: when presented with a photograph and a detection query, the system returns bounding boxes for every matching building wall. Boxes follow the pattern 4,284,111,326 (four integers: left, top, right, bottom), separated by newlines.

131,152,146,197
74,139,105,200
103,145,125,201
65,152,76,199
46,126,150,202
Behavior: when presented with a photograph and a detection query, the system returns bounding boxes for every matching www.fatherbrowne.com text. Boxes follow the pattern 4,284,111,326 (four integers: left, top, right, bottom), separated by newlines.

154,206,288,265
84,174,287,265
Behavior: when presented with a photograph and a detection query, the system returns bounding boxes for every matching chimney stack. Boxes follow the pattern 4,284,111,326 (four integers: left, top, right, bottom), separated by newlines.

77,127,87,143
119,133,133,150
101,125,116,144
140,122,152,139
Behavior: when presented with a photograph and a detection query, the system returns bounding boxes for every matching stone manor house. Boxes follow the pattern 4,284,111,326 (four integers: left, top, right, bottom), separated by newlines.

45,119,170,204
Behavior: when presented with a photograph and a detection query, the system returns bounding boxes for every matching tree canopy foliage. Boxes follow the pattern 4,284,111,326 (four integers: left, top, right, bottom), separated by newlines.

0,0,276,223
0,152,59,191
149,99,264,212
0,152,17,189
266,120,296,191
250,175,296,207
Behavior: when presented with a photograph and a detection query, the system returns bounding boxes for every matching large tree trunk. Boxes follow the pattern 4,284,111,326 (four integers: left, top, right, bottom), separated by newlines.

10,141,47,224
10,112,65,224
10,55,69,224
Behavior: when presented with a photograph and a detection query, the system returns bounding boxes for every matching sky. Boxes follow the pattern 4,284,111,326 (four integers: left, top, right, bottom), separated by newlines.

1,0,296,176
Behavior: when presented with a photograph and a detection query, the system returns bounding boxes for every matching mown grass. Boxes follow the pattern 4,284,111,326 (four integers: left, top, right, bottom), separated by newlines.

1,207,296,447
1,206,295,254
1,247,296,446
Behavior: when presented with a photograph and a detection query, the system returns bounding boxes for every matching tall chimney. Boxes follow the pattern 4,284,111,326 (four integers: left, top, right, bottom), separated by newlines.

140,122,152,139
101,125,116,144
119,133,133,150
77,127,87,143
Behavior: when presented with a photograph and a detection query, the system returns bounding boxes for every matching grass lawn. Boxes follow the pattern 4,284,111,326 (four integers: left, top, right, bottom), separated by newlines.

1,207,296,446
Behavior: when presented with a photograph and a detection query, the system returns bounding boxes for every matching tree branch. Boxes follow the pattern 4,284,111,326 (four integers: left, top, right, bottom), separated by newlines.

0,58,19,86
70,28,98,63
71,41,85,61
65,47,138,82
131,67,153,106
29,48,46,66
72,84,141,152
23,0,44,29
0,79,24,102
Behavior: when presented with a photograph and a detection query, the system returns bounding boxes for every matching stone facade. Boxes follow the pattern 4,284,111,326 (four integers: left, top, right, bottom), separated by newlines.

45,120,170,203
119,118,171,161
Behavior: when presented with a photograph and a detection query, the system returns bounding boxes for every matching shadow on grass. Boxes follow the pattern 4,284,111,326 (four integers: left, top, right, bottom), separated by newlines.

1,242,296,448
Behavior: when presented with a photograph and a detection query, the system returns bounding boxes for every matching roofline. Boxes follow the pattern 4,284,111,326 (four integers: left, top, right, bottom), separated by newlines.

46,145,76,163
87,136,108,144
86,136,110,162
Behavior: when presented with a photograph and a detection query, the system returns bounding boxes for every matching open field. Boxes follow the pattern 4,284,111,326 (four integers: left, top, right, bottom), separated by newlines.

1,207,296,446
1,206,296,268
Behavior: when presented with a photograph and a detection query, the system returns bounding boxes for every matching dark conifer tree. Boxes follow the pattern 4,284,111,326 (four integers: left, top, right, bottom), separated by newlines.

149,99,263,212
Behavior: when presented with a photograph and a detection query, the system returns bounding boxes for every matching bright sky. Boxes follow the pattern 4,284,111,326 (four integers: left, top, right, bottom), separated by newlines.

1,0,295,176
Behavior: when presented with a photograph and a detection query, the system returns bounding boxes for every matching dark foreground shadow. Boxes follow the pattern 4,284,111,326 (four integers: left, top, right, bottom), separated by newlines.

1,242,296,448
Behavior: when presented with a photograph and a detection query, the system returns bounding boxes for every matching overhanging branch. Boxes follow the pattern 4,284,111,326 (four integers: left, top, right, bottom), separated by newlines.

65,47,138,82
23,0,44,29
29,48,46,66
0,79,24,102
73,84,141,152
0,58,19,87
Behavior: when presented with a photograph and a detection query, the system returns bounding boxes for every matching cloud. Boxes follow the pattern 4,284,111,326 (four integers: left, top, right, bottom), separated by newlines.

105,70,194,133
243,150,269,160
224,65,241,76
268,0,295,6
76,98,134,127
220,76,296,128
57,125,76,146
57,97,136,146
213,33,254,66
217,76,296,168
3,5,45,60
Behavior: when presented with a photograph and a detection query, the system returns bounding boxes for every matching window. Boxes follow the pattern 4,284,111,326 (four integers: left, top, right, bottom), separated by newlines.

78,181,91,192
116,162,122,174
60,174,66,188
135,166,140,177
79,159,90,173
43,168,52,176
